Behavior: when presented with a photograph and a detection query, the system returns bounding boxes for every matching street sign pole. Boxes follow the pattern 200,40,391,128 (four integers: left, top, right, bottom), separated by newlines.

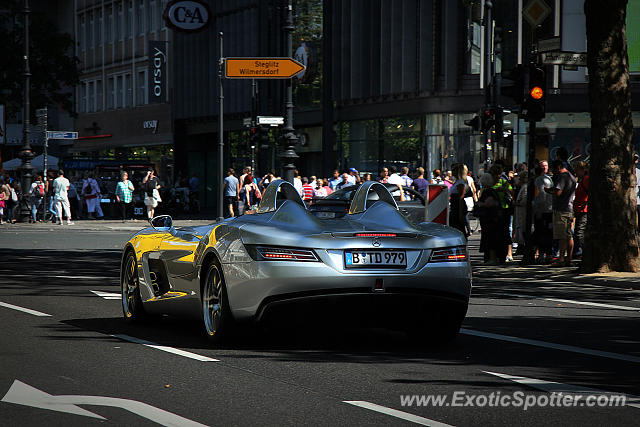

41,112,48,221
251,78,257,174
217,32,224,222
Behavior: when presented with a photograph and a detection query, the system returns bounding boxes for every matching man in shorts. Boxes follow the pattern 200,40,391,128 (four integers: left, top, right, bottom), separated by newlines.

545,160,577,267
223,168,239,217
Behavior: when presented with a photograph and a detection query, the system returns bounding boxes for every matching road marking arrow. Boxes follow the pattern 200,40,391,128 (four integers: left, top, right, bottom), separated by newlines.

484,371,640,409
2,380,105,420
2,380,209,426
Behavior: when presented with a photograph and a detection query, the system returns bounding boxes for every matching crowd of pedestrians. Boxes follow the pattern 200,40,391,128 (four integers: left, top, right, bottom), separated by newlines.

0,166,168,225
471,152,601,267
221,164,443,218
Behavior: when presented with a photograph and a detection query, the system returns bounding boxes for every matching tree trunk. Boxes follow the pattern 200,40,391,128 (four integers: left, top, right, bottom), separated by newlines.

583,0,640,272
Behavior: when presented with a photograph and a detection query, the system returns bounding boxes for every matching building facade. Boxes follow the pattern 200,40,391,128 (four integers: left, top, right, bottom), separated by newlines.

71,0,174,181
64,0,640,212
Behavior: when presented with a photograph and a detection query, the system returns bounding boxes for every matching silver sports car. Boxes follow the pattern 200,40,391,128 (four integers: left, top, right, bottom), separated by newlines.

121,180,471,342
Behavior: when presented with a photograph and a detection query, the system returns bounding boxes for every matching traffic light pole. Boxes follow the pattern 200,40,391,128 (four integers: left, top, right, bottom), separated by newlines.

523,118,537,264
217,32,224,222
483,0,494,165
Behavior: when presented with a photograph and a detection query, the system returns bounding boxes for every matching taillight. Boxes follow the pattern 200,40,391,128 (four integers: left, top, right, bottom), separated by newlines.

355,233,397,237
257,247,318,261
430,246,467,262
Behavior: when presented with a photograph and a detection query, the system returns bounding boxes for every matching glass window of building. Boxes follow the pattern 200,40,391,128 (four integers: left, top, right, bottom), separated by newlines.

96,79,103,111
159,0,167,30
126,1,133,38
107,77,115,109
106,6,113,43
87,11,94,48
116,1,123,40
79,82,87,113
292,1,323,109
138,0,146,34
78,14,85,52
148,0,156,32
137,70,146,105
124,73,132,107
466,2,482,74
97,9,103,46
88,81,95,113
116,75,123,108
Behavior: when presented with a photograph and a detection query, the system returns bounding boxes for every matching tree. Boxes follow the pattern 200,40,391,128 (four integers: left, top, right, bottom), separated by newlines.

0,1,80,118
583,0,640,272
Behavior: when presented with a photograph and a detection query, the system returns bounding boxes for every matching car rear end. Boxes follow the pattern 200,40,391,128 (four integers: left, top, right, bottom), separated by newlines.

224,228,471,336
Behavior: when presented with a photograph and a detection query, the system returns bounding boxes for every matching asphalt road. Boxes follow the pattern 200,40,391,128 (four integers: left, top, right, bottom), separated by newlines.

0,224,638,426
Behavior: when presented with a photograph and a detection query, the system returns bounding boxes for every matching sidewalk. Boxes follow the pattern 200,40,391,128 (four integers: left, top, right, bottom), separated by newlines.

0,218,215,232
468,233,639,290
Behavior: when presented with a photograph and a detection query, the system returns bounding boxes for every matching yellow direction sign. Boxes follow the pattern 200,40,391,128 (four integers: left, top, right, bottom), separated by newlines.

225,57,306,79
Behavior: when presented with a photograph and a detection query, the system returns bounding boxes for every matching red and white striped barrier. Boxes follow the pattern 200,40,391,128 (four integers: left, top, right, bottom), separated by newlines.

425,184,449,225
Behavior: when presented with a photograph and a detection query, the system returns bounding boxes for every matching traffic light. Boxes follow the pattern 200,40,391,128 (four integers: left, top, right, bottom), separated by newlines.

501,64,527,107
464,114,482,132
250,126,259,146
523,65,546,121
493,107,504,141
482,106,495,132
465,106,500,134
258,126,270,149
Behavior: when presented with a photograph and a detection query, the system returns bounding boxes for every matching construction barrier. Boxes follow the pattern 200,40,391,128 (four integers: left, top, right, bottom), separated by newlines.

424,184,449,225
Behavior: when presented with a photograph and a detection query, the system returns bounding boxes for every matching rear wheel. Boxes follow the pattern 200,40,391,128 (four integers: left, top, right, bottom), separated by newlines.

121,250,146,322
202,262,233,342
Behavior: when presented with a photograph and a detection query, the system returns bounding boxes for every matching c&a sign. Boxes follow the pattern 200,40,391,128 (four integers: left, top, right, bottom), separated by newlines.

149,41,168,104
163,0,211,33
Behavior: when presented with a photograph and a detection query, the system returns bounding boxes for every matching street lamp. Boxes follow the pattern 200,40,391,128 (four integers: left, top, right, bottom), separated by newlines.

280,0,299,184
18,0,34,222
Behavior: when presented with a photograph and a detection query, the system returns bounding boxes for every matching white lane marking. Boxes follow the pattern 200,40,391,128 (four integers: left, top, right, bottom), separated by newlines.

52,275,113,280
91,290,121,300
475,293,640,312
461,329,640,363
473,277,639,290
112,334,219,362
344,401,454,426
544,298,640,312
1,380,209,426
0,301,51,317
484,371,640,409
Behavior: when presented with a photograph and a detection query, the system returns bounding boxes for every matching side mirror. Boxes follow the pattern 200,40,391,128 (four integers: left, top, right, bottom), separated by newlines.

150,215,173,232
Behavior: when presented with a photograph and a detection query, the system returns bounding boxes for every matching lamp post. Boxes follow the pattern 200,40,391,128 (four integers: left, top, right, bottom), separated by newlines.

18,0,34,221
280,0,298,184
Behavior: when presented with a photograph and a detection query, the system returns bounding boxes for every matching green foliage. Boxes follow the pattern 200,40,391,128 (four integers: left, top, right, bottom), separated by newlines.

0,1,80,118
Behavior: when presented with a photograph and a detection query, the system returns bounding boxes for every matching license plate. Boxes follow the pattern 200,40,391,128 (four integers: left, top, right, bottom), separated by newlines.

344,250,406,268
316,211,336,219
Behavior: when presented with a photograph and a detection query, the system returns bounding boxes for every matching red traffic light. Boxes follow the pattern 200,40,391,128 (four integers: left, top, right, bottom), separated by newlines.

530,86,544,100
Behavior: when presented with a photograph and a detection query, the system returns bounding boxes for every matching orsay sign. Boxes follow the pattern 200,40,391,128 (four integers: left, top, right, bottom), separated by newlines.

163,0,211,33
